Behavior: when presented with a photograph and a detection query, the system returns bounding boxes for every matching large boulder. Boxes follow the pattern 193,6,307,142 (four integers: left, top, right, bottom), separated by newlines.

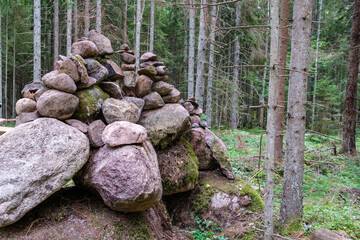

75,141,162,212
102,121,148,147
36,90,79,120
86,30,113,55
157,138,199,196
72,86,109,124
42,71,77,94
138,103,190,149
0,118,90,227
71,40,98,58
102,98,140,124
204,129,235,180
15,98,37,115
85,58,108,83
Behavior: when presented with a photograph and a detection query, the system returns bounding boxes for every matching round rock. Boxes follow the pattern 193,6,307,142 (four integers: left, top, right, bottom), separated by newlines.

15,98,37,115
102,98,140,124
71,40,98,58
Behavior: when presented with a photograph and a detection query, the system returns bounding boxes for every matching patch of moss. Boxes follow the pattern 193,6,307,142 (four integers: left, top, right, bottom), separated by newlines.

112,212,151,240
192,182,215,215
182,137,199,168
239,182,265,211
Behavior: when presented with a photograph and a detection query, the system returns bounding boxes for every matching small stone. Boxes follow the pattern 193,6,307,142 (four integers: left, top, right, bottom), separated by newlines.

135,75,152,98
71,40,98,58
123,71,137,88
192,123,200,128
104,60,124,80
102,121,148,147
155,66,167,75
86,30,113,55
143,92,165,110
200,119,208,128
120,44,130,51
140,61,164,68
15,111,41,126
99,81,123,99
102,98,140,124
190,115,201,124
54,58,80,82
69,53,89,84
121,52,136,64
21,82,47,100
138,66,157,77
121,64,136,71
42,71,77,94
152,81,174,96
65,119,89,133
123,86,136,97
162,88,181,103
195,107,203,116
15,98,37,115
184,101,195,115
151,75,168,82
76,76,97,90
126,50,135,55
85,58,109,83
88,120,106,148
140,52,158,61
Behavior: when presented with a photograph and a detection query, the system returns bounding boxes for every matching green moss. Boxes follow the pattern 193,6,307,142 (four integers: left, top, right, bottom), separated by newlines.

182,137,199,168
192,182,215,215
240,182,265,211
112,212,151,239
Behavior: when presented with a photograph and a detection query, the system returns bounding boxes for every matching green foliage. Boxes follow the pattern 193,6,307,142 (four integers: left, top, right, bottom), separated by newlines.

189,217,228,240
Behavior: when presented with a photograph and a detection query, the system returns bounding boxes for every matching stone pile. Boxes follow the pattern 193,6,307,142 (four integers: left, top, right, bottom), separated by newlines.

0,30,234,228
182,97,208,129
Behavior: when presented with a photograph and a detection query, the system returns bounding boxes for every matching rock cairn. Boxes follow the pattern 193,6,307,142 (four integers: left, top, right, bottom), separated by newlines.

0,30,234,228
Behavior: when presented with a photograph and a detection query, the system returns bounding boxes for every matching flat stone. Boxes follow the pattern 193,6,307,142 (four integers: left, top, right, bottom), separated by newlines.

121,52,136,64
85,58,108,83
99,81,123,99
119,44,130,50
140,61,164,68
65,119,89,134
15,111,41,126
86,30,113,55
121,64,136,71
123,97,145,118
152,81,174,96
15,98,37,115
140,52,158,61
71,40,98,58
143,92,165,110
138,66,157,77
102,98,140,124
102,121,148,147
88,120,106,148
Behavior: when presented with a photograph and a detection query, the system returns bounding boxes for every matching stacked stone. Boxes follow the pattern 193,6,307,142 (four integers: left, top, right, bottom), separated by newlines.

182,97,208,129
119,44,136,96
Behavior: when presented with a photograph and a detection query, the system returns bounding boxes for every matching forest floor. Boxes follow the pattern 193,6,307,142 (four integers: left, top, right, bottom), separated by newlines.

213,128,360,239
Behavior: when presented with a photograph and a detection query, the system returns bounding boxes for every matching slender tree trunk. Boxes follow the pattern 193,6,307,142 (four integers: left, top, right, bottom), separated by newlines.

54,0,59,65
12,29,16,118
0,8,2,119
84,0,90,35
149,0,155,52
206,0,217,127
264,0,279,238
342,0,360,155
187,0,196,99
123,0,128,44
5,11,8,120
195,0,208,109
96,0,102,33
33,0,41,82
135,0,143,72
74,0,79,41
229,1,241,129
66,3,72,55
280,0,313,225
274,0,290,164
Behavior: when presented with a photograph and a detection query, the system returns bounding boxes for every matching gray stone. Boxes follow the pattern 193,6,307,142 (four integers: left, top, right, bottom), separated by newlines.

42,71,77,94
76,77,97,90
15,111,41,126
123,97,145,118
184,101,195,115
86,30,113,55
36,90,79,120
140,61,164,68
88,120,106,148
69,53,89,84
123,71,137,88
34,87,50,102
151,75,168,82
119,44,130,51
65,119,89,134
143,92,165,110
21,82,46,100
140,52,158,61
99,81,123,99
190,115,201,124
102,121,148,147
135,75,152,98
155,66,167,75
121,52,136,64
200,119,208,128
71,40,98,58
152,81,174,96
104,60,124,81
85,58,108,83
138,66,157,78
139,104,190,148
75,141,162,212
54,58,80,82
121,64,136,71
102,98,140,124
15,98,37,115
195,107,203,117
0,118,89,227
192,123,200,128
162,88,180,103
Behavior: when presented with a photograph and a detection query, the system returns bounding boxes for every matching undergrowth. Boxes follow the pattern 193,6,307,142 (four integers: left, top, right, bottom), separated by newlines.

212,127,360,239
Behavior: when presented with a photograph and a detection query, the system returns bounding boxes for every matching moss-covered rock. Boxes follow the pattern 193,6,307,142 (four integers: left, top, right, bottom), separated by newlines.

157,138,199,196
72,85,109,123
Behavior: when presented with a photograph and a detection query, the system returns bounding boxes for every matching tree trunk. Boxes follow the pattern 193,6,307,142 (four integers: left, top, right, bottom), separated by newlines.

123,0,128,44
280,0,313,225
195,0,208,109
33,0,41,82
0,7,2,119
96,0,102,33
149,0,155,52
135,0,143,72
206,0,217,127
12,29,16,118
54,0,59,65
264,0,279,238
229,1,241,129
274,0,290,164
5,11,8,120
341,0,360,156
187,0,196,99
84,0,90,35
66,3,72,55
74,0,79,42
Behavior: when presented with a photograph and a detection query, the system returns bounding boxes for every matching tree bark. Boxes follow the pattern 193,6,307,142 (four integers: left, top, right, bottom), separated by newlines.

96,0,102,33
187,0,196,99
74,0,79,42
149,0,155,52
274,0,290,164
195,0,208,110
123,0,128,44
229,1,241,129
206,0,217,127
12,29,16,118
5,11,8,120
280,0,313,225
54,0,59,65
33,0,41,82
341,0,360,156
0,7,2,119
84,0,90,35
66,3,72,55
135,0,143,72
264,0,279,238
